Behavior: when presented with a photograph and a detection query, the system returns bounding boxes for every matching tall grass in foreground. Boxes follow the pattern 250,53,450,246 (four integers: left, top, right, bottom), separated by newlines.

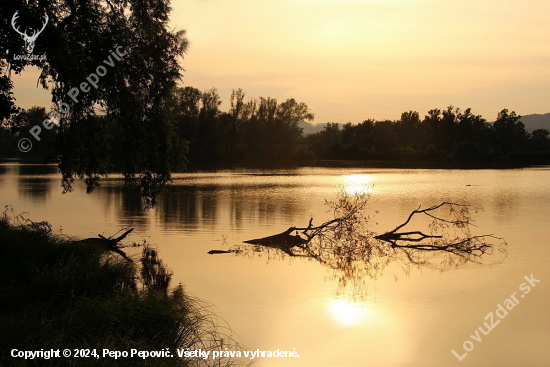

0,209,246,367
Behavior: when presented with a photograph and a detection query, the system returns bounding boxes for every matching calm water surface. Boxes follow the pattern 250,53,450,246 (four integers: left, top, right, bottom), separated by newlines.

1,162,549,367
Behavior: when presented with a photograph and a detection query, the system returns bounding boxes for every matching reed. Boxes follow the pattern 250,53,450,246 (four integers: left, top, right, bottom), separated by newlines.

0,208,245,367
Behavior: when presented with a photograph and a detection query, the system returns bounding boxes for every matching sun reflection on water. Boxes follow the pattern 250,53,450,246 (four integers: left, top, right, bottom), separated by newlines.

326,299,373,327
342,174,374,195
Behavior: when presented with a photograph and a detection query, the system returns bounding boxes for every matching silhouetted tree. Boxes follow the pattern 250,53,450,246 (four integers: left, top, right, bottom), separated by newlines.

223,88,252,164
240,96,312,161
192,88,222,162
441,106,460,153
420,108,443,151
19,107,56,159
493,109,528,156
1,0,189,200
0,60,19,125
370,119,397,153
530,128,550,152
306,122,341,158
398,110,420,151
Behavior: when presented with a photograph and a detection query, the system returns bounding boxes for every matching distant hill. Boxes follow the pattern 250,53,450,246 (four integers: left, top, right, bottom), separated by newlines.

519,113,550,132
299,121,344,135
299,113,550,135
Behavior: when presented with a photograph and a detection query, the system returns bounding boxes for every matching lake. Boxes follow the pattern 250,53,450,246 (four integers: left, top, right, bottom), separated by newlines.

1,162,549,367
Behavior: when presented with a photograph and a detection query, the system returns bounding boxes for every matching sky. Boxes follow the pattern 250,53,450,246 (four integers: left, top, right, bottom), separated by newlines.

11,0,550,125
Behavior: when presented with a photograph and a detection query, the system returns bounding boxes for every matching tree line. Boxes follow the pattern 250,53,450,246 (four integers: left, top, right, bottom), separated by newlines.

2,88,549,169
307,107,550,165
2,0,548,201
0,86,313,166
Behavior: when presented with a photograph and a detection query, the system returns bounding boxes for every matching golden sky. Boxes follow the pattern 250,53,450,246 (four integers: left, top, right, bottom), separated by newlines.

11,0,550,124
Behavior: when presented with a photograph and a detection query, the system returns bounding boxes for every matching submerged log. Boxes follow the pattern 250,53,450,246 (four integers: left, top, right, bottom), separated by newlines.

208,250,232,255
208,228,307,255
243,227,307,246
242,227,307,256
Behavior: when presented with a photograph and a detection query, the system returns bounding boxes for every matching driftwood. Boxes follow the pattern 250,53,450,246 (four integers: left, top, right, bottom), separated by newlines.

75,228,134,261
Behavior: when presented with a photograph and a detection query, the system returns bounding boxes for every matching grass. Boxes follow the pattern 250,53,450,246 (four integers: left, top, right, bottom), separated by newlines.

0,208,244,367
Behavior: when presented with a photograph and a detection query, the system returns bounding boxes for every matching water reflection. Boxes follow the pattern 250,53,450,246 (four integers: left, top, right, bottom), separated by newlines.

17,164,58,176
230,191,508,301
343,174,374,195
493,189,521,224
158,186,202,229
88,179,307,234
100,185,150,230
17,177,52,202
0,164,548,367
15,164,58,202
0,165,6,184
156,183,305,231
326,300,372,327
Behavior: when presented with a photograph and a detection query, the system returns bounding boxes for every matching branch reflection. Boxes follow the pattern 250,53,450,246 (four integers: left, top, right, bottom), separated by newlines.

229,190,508,300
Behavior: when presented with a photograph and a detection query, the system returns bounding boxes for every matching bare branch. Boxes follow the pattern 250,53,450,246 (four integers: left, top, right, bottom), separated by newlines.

226,190,506,300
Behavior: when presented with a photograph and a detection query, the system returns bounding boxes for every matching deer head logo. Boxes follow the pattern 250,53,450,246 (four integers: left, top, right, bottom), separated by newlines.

11,11,49,54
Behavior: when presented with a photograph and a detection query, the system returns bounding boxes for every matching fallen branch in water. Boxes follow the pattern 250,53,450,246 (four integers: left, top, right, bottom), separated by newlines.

224,191,507,300
237,191,505,264
75,228,135,261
